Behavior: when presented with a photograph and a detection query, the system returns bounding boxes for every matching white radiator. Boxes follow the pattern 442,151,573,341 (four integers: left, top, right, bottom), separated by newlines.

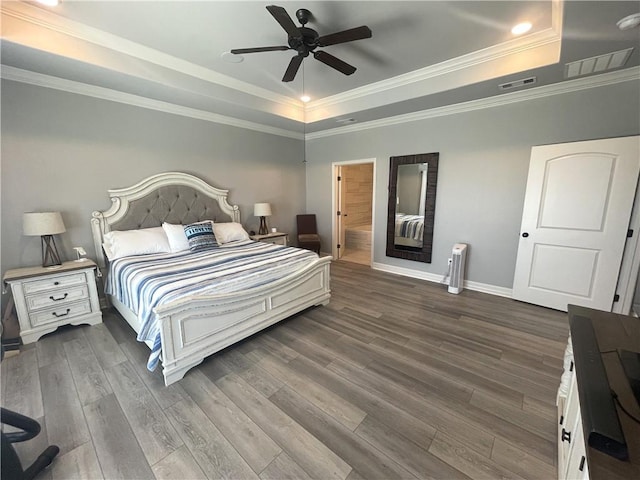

448,243,468,294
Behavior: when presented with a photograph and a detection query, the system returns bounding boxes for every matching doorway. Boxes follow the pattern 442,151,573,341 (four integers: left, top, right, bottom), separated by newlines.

332,159,376,266
512,136,640,312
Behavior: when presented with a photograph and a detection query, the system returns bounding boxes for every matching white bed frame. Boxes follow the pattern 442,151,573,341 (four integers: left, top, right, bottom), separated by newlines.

91,172,331,386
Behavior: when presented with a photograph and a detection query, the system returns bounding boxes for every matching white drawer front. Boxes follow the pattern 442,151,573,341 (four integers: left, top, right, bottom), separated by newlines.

565,419,589,480
560,371,581,475
26,285,89,311
29,300,92,327
23,272,86,294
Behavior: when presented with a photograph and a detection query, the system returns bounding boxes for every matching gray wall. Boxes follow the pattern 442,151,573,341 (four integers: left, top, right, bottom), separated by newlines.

1,80,305,279
306,81,640,289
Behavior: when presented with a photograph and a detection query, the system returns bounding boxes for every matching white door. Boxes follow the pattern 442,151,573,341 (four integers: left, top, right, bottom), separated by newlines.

513,136,640,312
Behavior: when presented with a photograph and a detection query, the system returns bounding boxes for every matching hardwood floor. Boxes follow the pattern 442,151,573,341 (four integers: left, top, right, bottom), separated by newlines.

1,260,569,479
339,248,371,266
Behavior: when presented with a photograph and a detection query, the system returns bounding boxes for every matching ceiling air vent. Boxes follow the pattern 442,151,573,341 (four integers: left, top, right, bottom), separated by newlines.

498,76,537,91
565,48,633,78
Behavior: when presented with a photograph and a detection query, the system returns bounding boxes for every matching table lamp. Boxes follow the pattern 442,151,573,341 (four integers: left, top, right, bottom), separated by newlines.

23,212,66,267
254,203,272,235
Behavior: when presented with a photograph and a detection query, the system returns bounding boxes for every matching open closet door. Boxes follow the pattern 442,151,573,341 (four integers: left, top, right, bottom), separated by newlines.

335,166,346,259
513,136,640,312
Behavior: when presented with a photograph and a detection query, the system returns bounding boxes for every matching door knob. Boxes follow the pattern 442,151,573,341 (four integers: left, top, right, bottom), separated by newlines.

522,232,529,238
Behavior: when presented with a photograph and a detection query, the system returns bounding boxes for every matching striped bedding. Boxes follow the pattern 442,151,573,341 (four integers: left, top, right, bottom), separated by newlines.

105,240,318,371
395,214,424,241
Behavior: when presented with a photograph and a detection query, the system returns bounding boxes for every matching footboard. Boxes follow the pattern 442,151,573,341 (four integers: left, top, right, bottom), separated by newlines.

155,256,331,385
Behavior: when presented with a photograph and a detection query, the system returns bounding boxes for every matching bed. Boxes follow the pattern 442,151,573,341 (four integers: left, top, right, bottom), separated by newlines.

394,213,424,248
91,172,331,386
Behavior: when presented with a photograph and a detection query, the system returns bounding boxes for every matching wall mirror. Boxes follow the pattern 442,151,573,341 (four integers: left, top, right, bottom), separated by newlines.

386,152,439,263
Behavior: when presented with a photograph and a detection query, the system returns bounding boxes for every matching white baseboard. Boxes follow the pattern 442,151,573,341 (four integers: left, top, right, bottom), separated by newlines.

371,262,513,299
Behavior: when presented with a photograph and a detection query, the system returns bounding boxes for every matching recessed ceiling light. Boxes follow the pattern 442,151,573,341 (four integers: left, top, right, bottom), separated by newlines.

36,0,59,5
300,95,311,103
221,51,244,63
617,13,640,30
511,22,532,35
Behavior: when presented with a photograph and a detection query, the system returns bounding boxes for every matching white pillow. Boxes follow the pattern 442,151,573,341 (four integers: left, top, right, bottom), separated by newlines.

213,222,250,244
162,222,190,252
103,227,170,260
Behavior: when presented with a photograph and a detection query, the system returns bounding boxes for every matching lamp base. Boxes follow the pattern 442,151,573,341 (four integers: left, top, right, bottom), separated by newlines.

258,217,268,235
41,235,62,267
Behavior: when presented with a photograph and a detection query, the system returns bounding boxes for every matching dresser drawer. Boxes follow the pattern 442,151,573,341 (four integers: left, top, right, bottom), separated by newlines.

29,300,93,327
25,284,89,311
23,272,87,295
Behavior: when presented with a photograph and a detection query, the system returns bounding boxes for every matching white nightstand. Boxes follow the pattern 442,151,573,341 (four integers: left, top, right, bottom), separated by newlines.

250,232,289,246
3,260,103,343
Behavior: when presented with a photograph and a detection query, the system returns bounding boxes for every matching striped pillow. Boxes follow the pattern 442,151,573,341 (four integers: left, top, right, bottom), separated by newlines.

183,222,218,251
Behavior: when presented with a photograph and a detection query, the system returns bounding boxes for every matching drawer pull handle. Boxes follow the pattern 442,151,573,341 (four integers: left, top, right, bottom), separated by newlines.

561,428,571,443
49,293,68,301
579,456,585,472
54,281,60,286
52,309,71,318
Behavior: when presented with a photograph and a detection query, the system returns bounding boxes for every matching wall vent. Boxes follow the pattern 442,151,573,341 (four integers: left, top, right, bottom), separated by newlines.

565,48,633,78
498,76,537,91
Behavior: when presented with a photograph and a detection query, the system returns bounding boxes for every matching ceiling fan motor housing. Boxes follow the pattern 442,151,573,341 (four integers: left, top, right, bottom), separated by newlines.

288,26,319,55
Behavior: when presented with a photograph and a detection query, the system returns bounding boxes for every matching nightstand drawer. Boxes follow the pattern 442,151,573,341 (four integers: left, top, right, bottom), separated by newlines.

25,284,89,311
29,300,93,327
23,272,87,294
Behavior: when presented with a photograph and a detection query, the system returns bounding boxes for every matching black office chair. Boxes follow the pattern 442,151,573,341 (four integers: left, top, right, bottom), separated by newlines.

1,345,59,480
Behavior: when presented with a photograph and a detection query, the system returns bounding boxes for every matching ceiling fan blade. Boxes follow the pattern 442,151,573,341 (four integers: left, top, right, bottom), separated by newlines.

266,5,302,39
313,51,356,76
230,46,290,54
317,26,372,47
282,55,304,82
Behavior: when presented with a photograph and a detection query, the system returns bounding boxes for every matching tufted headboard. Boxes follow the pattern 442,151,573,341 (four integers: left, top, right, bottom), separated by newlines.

91,172,240,268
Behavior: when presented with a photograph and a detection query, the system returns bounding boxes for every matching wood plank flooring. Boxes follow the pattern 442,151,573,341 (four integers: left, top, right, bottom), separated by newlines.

1,260,569,479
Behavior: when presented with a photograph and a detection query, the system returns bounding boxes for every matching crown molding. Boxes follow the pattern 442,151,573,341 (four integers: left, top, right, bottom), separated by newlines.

4,64,636,142
307,28,561,112
2,0,563,125
0,1,302,111
0,66,303,140
306,66,640,140
305,0,564,119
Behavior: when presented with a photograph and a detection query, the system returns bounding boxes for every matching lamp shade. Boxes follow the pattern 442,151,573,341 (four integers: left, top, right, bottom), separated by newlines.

23,212,66,236
254,203,272,217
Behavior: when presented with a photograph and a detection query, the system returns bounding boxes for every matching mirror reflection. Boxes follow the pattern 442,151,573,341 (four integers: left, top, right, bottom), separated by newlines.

395,163,428,249
386,153,439,263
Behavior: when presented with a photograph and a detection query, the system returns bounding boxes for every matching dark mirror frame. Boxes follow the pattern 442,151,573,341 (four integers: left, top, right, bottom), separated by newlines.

386,152,439,263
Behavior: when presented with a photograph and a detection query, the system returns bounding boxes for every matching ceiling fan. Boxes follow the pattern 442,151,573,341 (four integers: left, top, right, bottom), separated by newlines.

230,5,372,82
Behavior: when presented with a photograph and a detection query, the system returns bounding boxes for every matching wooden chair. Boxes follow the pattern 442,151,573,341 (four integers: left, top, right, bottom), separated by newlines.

296,214,321,254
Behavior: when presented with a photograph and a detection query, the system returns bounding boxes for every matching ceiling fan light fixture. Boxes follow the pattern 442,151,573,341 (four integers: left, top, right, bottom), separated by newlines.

511,22,532,35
